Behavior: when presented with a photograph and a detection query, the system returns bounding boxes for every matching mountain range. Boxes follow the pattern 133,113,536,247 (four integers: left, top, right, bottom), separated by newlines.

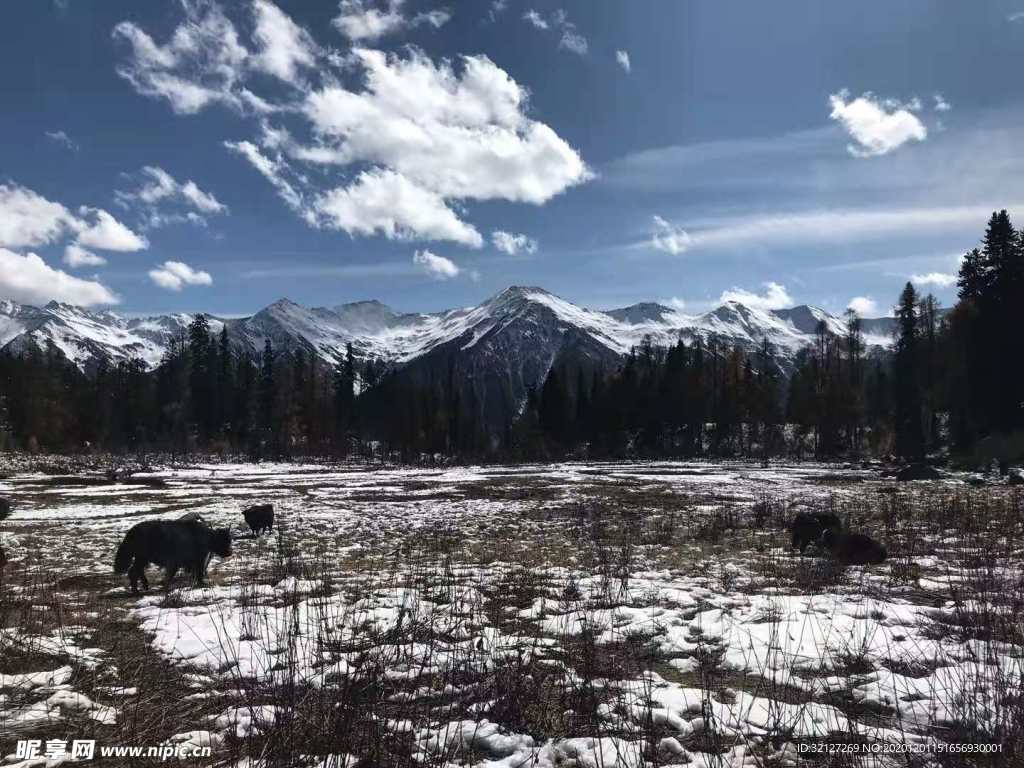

0,287,895,425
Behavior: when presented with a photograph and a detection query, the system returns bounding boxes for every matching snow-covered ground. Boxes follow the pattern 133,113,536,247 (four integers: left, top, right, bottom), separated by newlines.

1,460,1020,767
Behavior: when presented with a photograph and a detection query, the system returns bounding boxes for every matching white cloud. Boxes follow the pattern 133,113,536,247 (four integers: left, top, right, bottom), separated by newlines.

0,183,146,257
116,166,227,228
664,204,1003,253
615,50,631,73
414,9,451,28
299,48,589,243
847,296,878,315
488,0,507,22
112,1,249,114
522,10,548,29
333,0,450,41
251,0,318,84
933,93,952,113
412,249,460,279
559,29,588,55
828,90,928,157
491,230,538,255
650,215,692,255
0,183,78,248
63,244,107,268
74,208,149,252
148,260,214,291
911,271,957,288
719,282,793,310
116,6,588,246
1008,10,1024,21
313,169,483,246
45,130,78,151
0,248,117,306
224,140,305,211
523,9,587,54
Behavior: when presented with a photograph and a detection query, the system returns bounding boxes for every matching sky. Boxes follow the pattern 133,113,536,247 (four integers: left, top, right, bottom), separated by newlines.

2,0,1024,318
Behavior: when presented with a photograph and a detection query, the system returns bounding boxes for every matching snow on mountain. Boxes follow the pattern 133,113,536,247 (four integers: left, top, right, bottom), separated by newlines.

0,287,894,376
0,300,202,371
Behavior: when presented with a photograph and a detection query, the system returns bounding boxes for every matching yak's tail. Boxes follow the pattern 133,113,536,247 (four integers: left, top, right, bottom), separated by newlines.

113,528,138,573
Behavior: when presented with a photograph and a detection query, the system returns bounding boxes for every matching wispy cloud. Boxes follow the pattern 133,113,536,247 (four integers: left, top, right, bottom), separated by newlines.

45,130,78,151
615,50,631,73
649,215,691,255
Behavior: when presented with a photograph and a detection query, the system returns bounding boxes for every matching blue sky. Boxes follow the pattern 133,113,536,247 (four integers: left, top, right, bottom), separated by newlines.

2,0,1023,317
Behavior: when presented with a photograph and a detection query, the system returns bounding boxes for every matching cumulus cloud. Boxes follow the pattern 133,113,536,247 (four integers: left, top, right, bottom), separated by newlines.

615,50,631,73
412,248,460,279
63,244,107,268
148,260,214,291
719,282,793,310
828,90,927,157
116,166,227,228
333,0,450,41
491,230,538,255
0,248,117,306
115,4,589,247
911,271,957,288
45,130,78,151
300,48,589,243
650,215,692,255
251,0,318,84
847,296,878,315
0,183,78,248
933,93,952,113
112,0,250,114
0,183,147,258
313,169,483,246
74,208,149,251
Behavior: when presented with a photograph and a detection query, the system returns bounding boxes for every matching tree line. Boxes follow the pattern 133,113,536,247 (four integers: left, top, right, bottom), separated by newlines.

1,212,1022,463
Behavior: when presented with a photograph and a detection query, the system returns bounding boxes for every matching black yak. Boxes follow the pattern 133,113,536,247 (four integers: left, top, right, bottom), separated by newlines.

790,511,842,554
242,504,274,536
821,529,887,565
114,519,232,593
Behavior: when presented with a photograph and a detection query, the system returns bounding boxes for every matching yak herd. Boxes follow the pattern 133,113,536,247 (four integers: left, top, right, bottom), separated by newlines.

0,493,885,593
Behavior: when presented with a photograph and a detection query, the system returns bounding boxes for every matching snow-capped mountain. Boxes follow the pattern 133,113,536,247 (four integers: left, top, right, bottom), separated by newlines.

0,287,895,379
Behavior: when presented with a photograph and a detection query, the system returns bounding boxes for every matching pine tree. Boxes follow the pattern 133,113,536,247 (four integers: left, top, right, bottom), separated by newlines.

893,282,923,459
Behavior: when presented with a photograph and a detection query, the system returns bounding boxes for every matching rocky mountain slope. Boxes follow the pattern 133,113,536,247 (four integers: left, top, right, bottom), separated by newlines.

0,287,895,377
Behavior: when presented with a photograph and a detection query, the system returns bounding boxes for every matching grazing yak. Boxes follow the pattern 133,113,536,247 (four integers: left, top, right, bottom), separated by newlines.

242,504,274,536
114,519,232,593
821,529,887,565
790,511,842,554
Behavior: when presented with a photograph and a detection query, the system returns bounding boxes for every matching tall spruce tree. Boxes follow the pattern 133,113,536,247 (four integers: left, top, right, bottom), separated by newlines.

893,282,924,459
